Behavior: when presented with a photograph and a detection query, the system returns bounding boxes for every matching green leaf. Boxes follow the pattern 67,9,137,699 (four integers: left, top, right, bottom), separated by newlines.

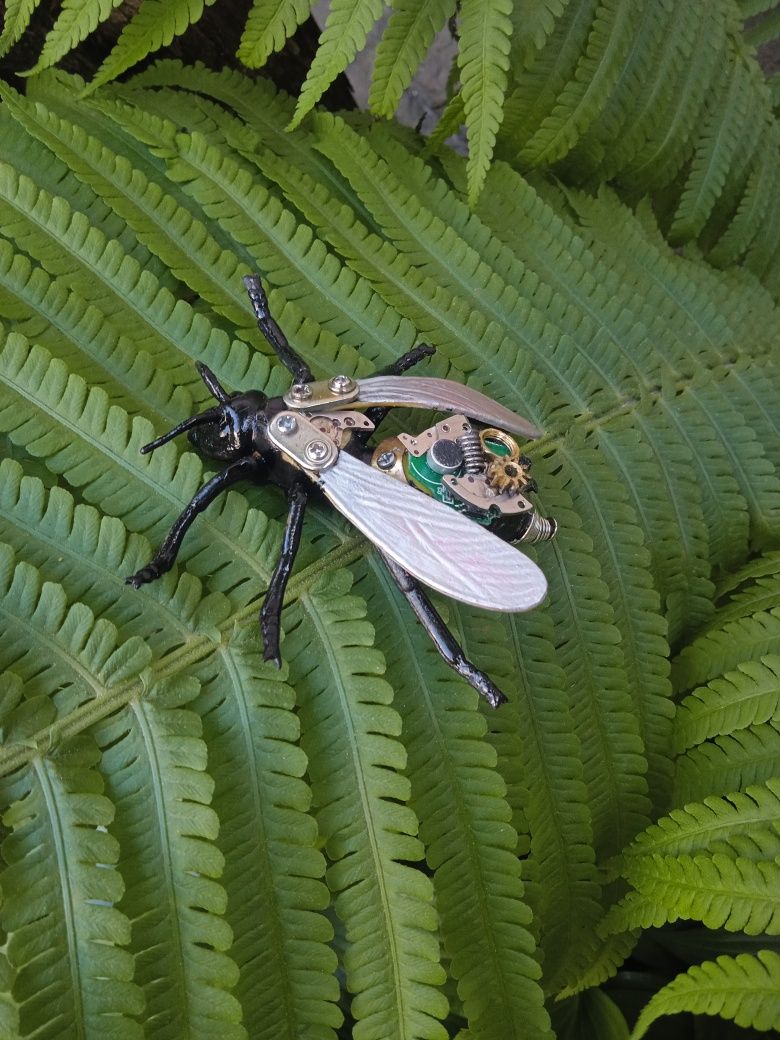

238,0,316,68
0,737,143,1038
369,0,456,118
286,571,448,1040
23,0,124,75
458,0,514,204
289,0,385,130
631,949,780,1038
0,0,41,59
86,0,216,93
674,655,780,753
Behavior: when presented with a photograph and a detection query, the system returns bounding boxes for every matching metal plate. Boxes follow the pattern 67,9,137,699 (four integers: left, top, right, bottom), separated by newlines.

355,376,542,439
317,453,548,612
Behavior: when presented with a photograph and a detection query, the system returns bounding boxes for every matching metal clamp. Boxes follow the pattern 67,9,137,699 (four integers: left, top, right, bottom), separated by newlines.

267,411,339,472
283,375,360,410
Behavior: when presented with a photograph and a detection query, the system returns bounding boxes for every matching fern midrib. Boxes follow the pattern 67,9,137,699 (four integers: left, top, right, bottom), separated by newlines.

676,58,742,231
688,382,777,527
129,696,191,1036
302,585,408,1034
628,802,780,857
506,611,600,979
34,757,86,1040
218,643,298,1033
524,0,636,165
371,0,445,115
565,439,659,753
628,854,779,909
0,532,366,777
547,531,631,859
369,557,521,1033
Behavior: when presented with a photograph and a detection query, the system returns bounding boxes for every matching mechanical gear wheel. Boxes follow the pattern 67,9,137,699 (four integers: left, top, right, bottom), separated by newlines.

485,456,531,494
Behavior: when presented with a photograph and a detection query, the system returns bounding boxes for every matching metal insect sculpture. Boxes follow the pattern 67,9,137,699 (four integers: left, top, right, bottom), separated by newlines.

127,275,557,707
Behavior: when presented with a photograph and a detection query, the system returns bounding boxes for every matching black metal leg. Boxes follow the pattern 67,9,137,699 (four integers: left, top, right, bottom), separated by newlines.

260,481,308,667
243,274,313,385
378,550,508,708
375,343,435,377
126,456,263,587
358,343,436,445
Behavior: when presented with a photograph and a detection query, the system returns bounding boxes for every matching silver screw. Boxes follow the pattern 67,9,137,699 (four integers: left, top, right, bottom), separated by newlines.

275,414,298,435
291,383,312,401
377,450,396,470
305,440,331,463
328,374,355,394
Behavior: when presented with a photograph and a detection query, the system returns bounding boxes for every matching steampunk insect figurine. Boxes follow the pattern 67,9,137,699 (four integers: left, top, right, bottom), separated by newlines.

126,275,557,707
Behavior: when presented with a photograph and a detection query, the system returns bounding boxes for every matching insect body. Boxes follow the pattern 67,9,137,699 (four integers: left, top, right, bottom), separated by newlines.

127,276,556,707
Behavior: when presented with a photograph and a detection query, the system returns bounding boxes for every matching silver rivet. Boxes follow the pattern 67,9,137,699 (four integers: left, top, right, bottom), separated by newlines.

328,374,355,394
305,440,330,463
291,383,312,400
377,450,396,470
275,414,298,434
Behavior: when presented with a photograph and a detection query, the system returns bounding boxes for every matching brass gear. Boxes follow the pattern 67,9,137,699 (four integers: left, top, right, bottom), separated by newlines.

485,456,530,494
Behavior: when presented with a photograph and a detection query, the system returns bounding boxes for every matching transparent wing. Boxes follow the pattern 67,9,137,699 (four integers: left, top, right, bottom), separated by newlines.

317,453,548,611
355,376,541,439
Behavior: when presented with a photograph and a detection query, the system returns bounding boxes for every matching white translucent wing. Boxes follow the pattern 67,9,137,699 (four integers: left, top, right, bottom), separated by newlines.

356,376,541,439
317,453,548,611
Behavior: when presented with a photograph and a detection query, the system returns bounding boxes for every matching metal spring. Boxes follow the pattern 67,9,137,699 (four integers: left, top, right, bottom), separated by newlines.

522,513,558,544
457,426,484,473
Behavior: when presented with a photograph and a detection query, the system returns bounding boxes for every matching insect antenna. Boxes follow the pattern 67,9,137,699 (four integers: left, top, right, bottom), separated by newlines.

196,361,230,403
140,408,220,454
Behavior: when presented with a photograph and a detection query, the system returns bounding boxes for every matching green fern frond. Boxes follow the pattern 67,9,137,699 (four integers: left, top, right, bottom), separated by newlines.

0,540,151,714
238,0,315,68
286,571,449,1040
672,602,780,693
422,90,465,155
0,237,192,423
673,721,780,805
669,50,753,242
499,0,597,157
630,949,780,1038
717,549,780,598
620,781,780,862
196,636,342,1038
0,727,143,1037
23,0,124,75
369,0,456,117
674,655,780,753
516,0,642,167
458,0,514,204
358,560,553,1040
605,852,780,935
508,0,570,73
288,0,385,130
490,604,602,989
0,457,230,651
95,675,246,1039
0,0,40,59
87,0,216,94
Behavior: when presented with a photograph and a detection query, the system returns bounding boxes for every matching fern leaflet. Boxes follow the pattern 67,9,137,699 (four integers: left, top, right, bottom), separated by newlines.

238,0,316,68
289,0,385,130
630,949,780,1038
458,0,514,204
